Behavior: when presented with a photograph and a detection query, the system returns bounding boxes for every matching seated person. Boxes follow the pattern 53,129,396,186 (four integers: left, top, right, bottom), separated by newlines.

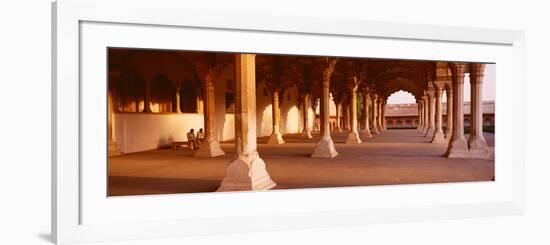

196,128,205,143
186,129,199,149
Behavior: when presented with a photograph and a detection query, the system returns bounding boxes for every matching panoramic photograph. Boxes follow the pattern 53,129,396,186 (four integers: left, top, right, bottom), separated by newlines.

107,48,495,196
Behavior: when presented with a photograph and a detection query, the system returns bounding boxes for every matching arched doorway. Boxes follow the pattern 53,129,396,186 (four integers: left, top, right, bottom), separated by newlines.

386,90,417,129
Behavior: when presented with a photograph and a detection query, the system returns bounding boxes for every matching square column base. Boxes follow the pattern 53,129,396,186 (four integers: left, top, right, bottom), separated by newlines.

345,131,362,144
360,129,372,138
311,136,338,158
217,153,276,192
301,130,313,139
267,132,285,144
421,127,427,134
424,128,435,138
371,126,379,135
446,137,470,158
468,136,491,159
194,140,225,157
431,131,446,144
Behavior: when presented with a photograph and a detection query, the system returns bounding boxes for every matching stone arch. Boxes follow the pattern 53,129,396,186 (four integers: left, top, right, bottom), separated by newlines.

386,89,417,104
281,84,300,134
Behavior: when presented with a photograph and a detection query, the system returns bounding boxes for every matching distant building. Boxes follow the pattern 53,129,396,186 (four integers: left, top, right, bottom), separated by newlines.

385,101,495,129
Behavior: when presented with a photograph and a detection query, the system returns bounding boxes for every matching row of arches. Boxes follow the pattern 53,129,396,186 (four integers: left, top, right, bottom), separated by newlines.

110,71,200,113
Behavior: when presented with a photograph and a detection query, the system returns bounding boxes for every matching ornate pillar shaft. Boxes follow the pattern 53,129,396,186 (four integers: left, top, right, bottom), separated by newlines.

425,89,436,137
371,95,379,134
446,63,469,157
204,73,215,140
346,103,351,131
195,70,225,157
361,91,372,137
378,101,383,131
445,86,453,139
267,90,285,144
218,54,276,191
422,95,429,134
346,87,361,144
335,102,342,132
382,101,387,130
174,85,181,113
143,81,152,112
468,64,490,157
321,81,330,137
301,94,313,138
417,101,423,131
311,67,338,158
376,100,382,133
432,84,446,143
378,100,384,132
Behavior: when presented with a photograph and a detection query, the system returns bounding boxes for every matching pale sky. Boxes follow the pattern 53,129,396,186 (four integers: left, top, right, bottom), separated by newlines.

387,64,496,104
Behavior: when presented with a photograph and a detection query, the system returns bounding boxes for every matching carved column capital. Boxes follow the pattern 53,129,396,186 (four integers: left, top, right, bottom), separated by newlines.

445,82,453,92
469,63,485,84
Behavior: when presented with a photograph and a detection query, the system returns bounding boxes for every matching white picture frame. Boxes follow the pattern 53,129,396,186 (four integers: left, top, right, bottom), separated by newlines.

52,0,525,244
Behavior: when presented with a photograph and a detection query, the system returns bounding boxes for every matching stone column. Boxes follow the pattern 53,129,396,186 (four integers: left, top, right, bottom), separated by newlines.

143,80,152,112
218,54,276,191
335,101,342,132
341,98,348,131
377,99,384,132
370,94,379,134
267,90,285,144
417,100,424,132
345,103,351,131
301,94,313,139
107,87,122,156
197,97,204,114
195,70,225,157
425,88,435,138
346,85,362,144
361,90,372,137
311,69,338,158
445,84,453,140
431,84,446,143
421,94,429,134
468,64,490,158
173,85,181,113
382,101,387,131
446,63,469,158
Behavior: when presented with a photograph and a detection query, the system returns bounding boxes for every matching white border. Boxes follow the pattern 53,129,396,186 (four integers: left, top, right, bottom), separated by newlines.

53,0,525,244
80,22,510,225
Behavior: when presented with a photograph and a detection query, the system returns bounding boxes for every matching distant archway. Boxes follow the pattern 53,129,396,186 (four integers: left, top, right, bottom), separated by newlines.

387,90,416,104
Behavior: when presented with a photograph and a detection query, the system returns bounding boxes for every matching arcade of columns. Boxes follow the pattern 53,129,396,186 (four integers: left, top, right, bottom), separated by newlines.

109,49,491,191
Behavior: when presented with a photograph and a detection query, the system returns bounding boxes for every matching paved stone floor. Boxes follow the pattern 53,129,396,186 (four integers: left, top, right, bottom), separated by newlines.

108,129,495,196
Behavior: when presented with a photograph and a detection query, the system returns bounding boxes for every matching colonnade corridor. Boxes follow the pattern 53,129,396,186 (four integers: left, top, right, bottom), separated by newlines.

108,129,494,196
